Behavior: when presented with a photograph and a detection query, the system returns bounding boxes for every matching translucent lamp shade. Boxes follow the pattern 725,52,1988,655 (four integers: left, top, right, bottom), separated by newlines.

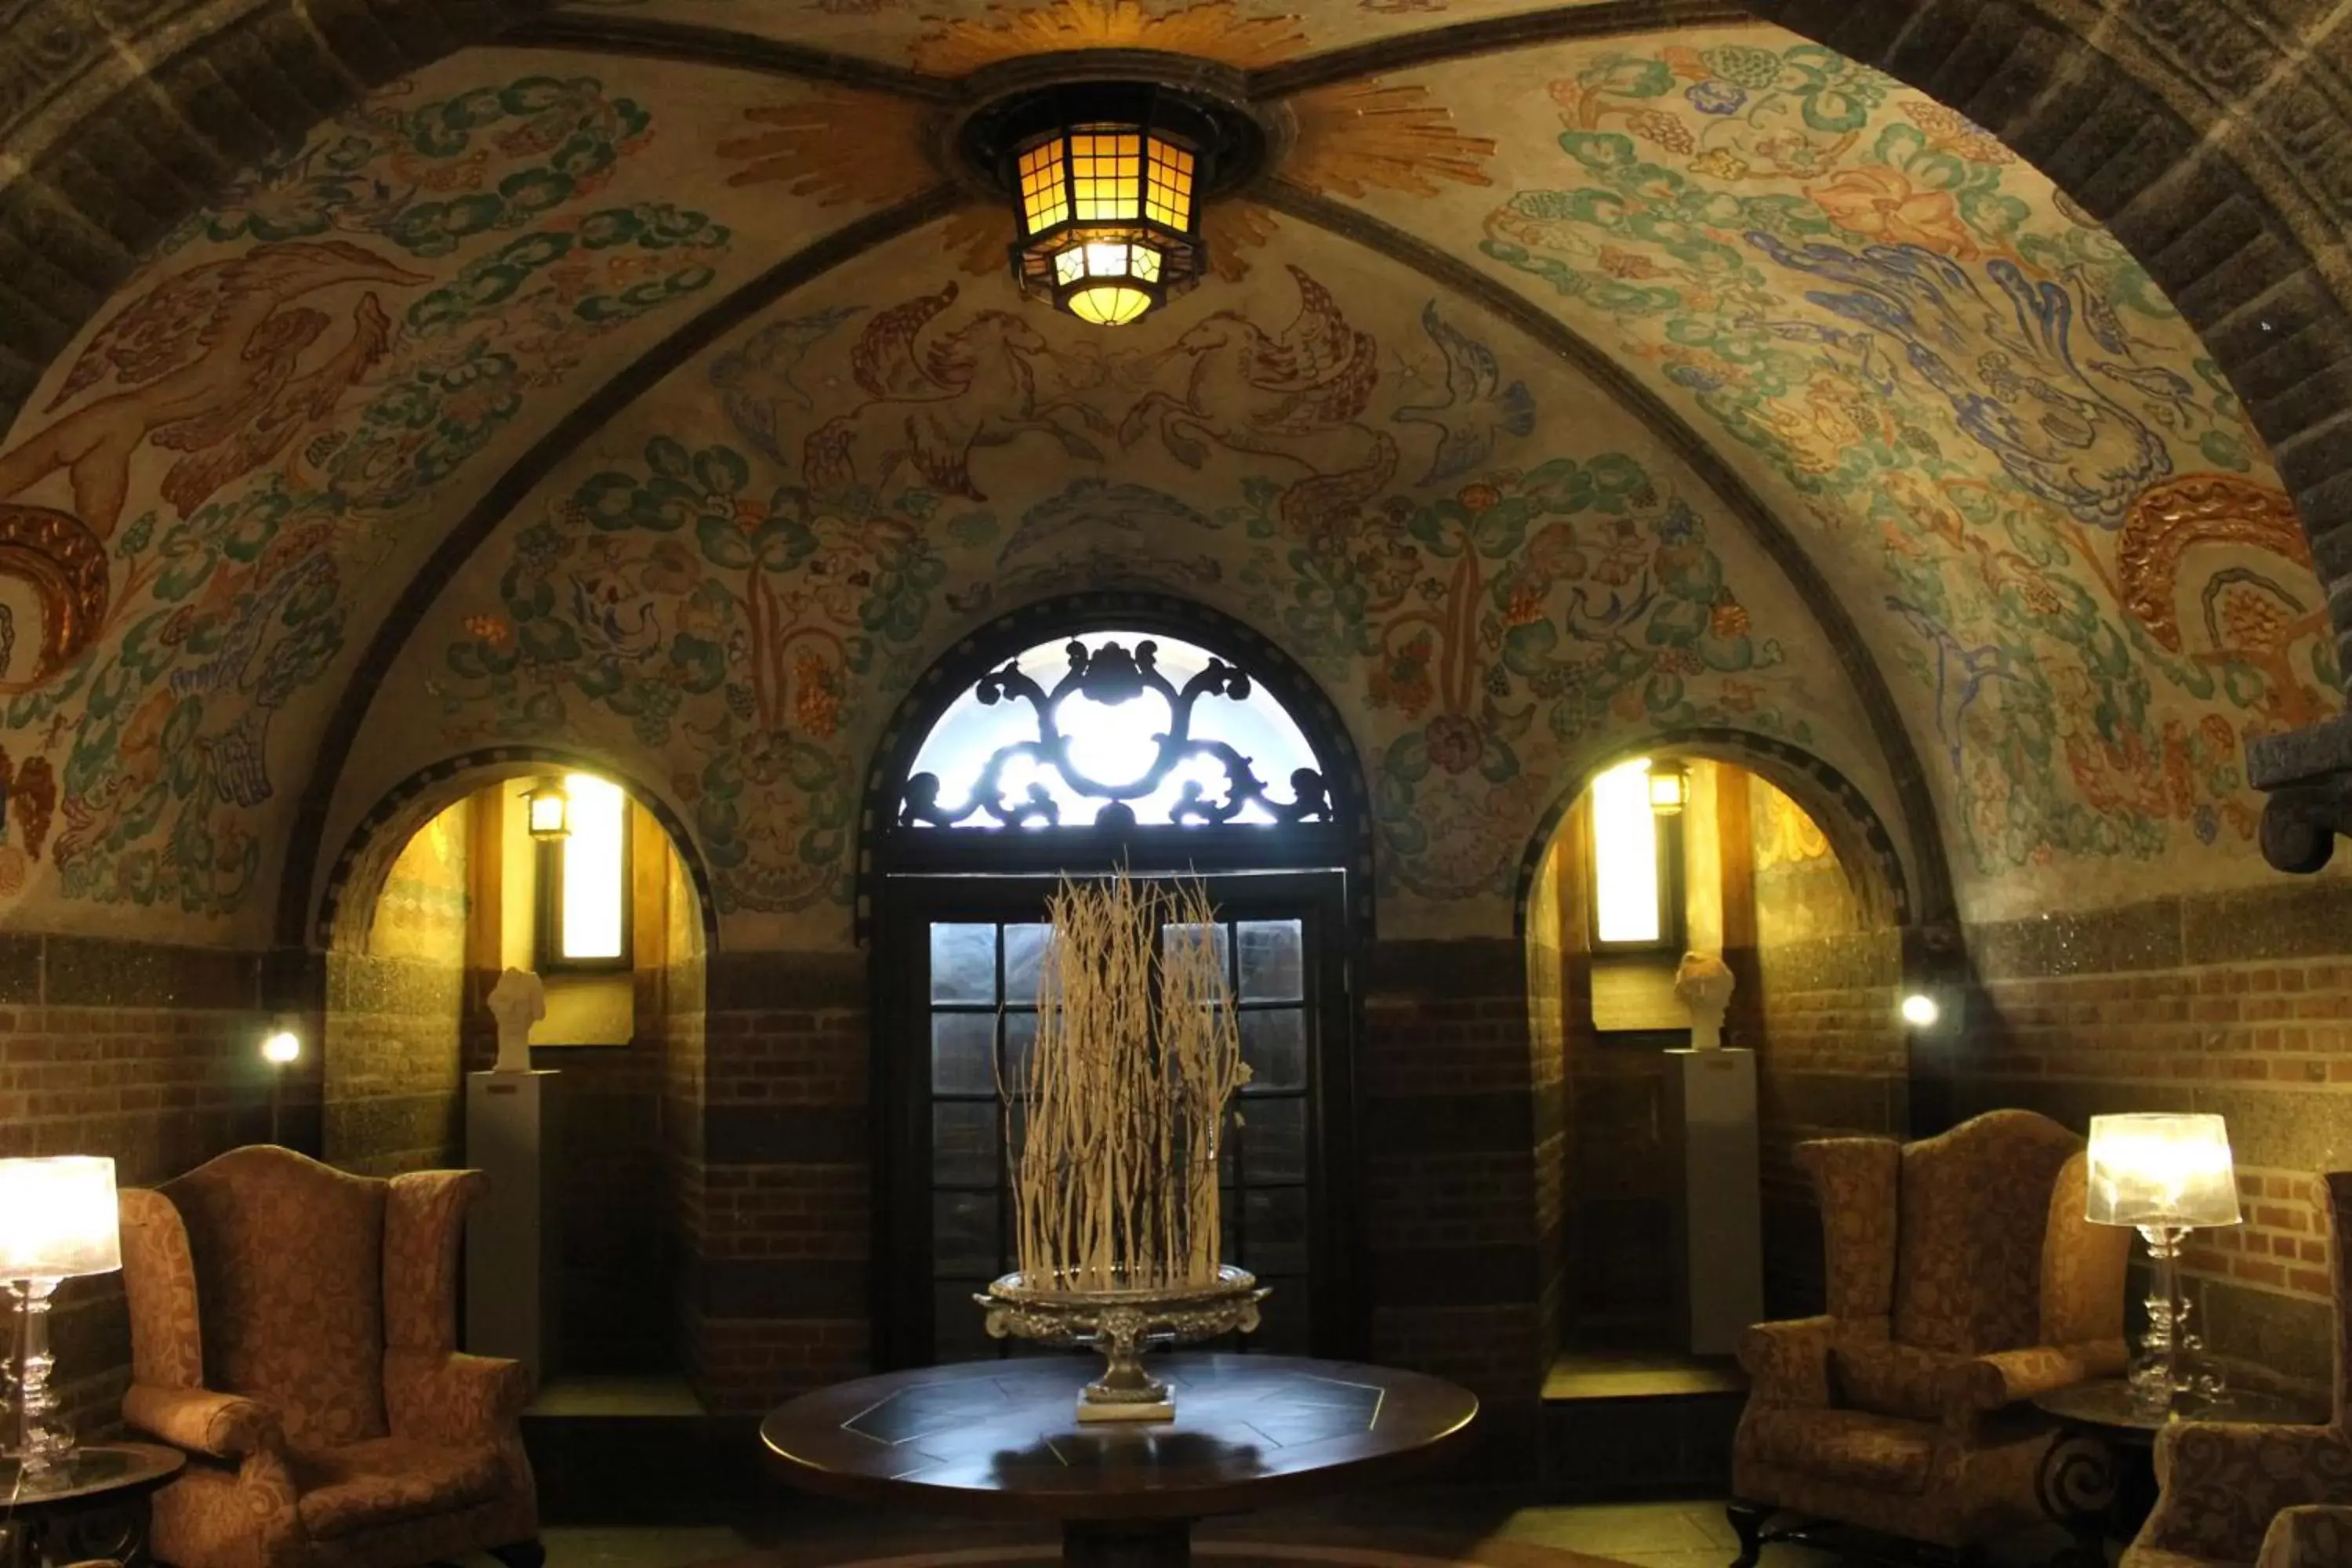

0,1156,122,1279
2085,1113,2241,1228
524,782,569,840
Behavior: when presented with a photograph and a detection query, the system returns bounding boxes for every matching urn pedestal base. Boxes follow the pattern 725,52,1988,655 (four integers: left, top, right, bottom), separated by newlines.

978,1266,1267,1425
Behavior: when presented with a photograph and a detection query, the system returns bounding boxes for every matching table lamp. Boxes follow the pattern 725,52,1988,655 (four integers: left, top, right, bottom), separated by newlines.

0,1156,122,1481
2085,1113,2239,1416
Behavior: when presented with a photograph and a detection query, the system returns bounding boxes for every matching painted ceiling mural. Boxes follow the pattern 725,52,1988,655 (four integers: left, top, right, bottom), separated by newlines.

1,5,2340,946
0,51,918,935
337,221,1891,946
1330,26,2339,915
551,0,1604,71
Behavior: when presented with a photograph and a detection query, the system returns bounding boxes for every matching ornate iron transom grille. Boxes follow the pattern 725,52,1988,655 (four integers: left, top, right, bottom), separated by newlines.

900,632,1330,830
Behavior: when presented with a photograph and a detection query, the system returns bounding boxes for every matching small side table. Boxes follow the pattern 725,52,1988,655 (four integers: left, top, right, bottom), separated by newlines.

2031,1380,2329,1567
0,1443,183,1568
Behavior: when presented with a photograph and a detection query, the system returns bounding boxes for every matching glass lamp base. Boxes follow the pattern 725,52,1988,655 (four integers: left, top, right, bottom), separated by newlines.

5,1276,74,1481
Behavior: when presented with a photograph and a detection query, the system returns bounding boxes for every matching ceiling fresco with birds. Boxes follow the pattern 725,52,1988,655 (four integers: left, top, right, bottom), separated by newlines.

1322,27,2336,911
354,221,1889,946
0,5,2334,946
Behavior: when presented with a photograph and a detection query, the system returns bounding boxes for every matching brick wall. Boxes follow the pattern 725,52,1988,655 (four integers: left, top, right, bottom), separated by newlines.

0,933,293,1436
1951,877,2352,1389
680,949,870,1414
1526,829,1571,1374
1361,937,1545,1461
324,799,468,1178
1741,775,1905,1317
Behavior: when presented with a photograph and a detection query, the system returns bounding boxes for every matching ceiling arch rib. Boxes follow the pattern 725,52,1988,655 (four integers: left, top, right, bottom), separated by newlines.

1315,27,2332,915
325,212,1907,948
278,177,967,944
0,48,957,938
1251,176,1951,924
0,0,2343,945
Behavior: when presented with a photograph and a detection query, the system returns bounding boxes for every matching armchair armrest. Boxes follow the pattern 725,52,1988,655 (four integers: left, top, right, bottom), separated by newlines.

2133,1421,2352,1564
385,1348,531,1446
2258,1504,2352,1568
1739,1316,1835,1406
1947,1341,2122,1413
123,1384,281,1461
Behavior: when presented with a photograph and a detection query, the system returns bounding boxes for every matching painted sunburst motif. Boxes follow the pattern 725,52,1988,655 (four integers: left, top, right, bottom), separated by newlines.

1287,79,1496,197
716,90,939,204
909,0,1309,74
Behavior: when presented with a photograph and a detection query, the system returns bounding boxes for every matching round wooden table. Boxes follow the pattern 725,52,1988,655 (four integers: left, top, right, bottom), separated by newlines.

0,1442,184,1568
2031,1379,2332,1567
760,1352,1479,1568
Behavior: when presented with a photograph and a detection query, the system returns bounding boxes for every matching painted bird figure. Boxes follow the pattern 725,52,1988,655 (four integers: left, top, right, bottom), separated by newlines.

1392,300,1536,484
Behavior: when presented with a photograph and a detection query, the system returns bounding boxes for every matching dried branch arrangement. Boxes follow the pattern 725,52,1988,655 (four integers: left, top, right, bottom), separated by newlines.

1008,872,1247,1294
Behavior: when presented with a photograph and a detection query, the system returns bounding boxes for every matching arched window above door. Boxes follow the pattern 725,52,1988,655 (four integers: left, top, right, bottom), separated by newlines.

899,630,1330,830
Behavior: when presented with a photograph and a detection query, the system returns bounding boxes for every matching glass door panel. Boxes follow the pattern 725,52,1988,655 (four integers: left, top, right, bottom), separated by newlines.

886,874,1351,1367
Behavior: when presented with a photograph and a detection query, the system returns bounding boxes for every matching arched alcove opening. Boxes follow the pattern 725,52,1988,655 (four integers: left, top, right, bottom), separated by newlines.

318,754,713,1382
859,593,1374,1370
1520,736,1909,1361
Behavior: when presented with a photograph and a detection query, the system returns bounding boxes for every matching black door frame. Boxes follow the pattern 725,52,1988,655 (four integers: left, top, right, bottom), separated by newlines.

857,594,1377,1373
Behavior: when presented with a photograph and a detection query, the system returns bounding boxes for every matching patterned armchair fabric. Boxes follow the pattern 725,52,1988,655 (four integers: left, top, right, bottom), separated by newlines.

1731,1109,2131,1552
119,1145,539,1568
2122,1171,2352,1568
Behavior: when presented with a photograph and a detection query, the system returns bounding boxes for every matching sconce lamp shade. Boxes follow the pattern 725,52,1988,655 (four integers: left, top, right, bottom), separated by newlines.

0,1156,122,1279
1648,768,1689,815
524,782,570,841
2085,1113,2241,1228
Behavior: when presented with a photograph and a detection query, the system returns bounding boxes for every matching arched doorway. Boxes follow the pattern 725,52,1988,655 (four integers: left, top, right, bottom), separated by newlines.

1520,739,1910,1352
865,601,1371,1369
318,754,715,1381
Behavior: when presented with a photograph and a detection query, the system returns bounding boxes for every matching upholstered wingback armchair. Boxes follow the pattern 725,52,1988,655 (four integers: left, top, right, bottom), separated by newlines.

2123,1171,2352,1568
118,1145,540,1568
1729,1109,2131,1563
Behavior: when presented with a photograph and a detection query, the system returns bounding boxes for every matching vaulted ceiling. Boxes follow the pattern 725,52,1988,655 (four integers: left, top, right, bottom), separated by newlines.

0,0,2332,946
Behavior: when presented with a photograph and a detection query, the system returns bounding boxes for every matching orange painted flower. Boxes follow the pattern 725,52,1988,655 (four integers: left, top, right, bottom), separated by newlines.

1599,246,1664,280
1808,166,1976,257
465,614,514,648
794,655,840,739
1457,482,1501,513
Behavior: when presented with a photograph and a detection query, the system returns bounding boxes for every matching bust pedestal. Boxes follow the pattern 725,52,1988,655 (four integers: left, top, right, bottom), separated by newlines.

1662,1047,1762,1356
464,1069,561,1384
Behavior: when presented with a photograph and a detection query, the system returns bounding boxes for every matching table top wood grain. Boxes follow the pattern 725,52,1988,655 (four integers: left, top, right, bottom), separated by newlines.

760,1353,1479,1523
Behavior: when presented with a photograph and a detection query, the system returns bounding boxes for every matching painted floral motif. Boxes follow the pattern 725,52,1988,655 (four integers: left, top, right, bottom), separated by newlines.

1475,38,2333,876
0,74,729,915
438,269,1831,909
436,428,960,912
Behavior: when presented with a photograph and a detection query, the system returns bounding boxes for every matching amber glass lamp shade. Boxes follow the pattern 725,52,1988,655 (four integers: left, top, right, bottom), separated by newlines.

1009,116,1205,326
1647,768,1688,815
524,780,571,840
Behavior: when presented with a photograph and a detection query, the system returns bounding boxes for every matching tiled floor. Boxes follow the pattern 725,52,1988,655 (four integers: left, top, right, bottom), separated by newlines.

461,1497,2085,1568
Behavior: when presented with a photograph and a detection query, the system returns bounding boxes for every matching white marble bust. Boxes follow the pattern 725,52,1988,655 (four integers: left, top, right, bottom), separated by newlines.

485,967,546,1073
1673,950,1736,1051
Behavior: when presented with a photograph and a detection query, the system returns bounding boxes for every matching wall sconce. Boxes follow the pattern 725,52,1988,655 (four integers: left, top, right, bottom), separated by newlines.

2086,1112,2240,1416
261,1022,302,1145
1899,993,1940,1027
1647,767,1688,815
524,781,570,841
